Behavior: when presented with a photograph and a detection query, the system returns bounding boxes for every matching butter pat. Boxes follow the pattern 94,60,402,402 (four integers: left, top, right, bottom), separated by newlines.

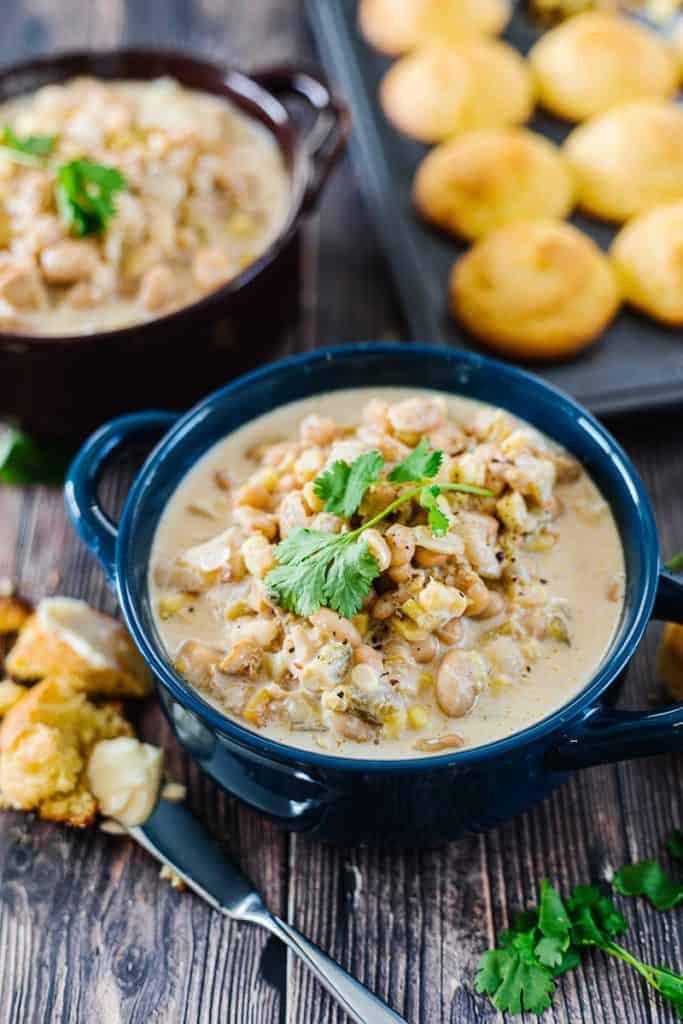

87,737,163,827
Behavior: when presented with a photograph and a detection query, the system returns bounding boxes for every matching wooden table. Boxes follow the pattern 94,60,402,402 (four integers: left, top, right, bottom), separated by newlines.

0,3,681,1022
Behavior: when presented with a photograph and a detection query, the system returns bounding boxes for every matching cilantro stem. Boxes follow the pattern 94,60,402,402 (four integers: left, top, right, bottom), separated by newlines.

348,480,493,539
600,942,658,988
0,145,45,168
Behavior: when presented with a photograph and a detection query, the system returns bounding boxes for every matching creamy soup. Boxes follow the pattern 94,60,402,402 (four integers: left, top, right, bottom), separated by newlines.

150,389,624,759
0,76,289,335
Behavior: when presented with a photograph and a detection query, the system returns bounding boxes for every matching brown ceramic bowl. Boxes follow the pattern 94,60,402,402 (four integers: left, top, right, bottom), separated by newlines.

0,50,349,439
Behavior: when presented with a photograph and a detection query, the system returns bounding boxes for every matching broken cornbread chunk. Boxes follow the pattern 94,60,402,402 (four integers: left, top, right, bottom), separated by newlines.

0,675,133,826
0,679,27,717
0,594,32,635
6,597,152,698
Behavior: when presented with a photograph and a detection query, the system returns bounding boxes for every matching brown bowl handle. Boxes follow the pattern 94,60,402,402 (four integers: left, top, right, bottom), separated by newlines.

251,66,350,212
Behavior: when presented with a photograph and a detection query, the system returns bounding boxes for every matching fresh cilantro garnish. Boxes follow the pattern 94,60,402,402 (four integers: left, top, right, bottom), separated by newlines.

0,425,70,485
476,938,554,1015
388,437,442,482
476,878,683,1019
266,442,493,618
314,450,384,517
3,125,56,157
266,528,379,619
418,484,449,536
55,159,127,237
613,860,683,910
667,830,683,862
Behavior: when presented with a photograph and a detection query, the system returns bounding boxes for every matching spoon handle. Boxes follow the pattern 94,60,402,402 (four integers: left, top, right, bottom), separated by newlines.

258,911,408,1024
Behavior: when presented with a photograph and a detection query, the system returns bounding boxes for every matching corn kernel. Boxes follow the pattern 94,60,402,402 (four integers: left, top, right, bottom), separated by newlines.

496,491,528,532
225,600,253,620
243,688,272,726
241,534,276,577
407,705,429,730
391,616,429,643
302,480,325,513
455,452,487,487
418,672,434,690
352,613,369,637
158,593,191,620
383,706,407,739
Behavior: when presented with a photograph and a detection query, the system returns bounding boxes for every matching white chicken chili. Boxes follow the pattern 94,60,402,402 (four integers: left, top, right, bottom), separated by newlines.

150,388,625,759
0,76,289,335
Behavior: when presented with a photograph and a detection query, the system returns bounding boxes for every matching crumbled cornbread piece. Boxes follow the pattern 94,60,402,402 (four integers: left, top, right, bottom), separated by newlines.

0,594,32,635
7,597,152,698
0,679,27,717
0,675,133,826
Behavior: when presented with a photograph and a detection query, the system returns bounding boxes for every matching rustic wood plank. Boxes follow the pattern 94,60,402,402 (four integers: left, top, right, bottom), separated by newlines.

1,2,682,1024
0,2,301,1023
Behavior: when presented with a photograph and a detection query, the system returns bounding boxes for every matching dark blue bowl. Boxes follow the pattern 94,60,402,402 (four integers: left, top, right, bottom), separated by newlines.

65,344,683,845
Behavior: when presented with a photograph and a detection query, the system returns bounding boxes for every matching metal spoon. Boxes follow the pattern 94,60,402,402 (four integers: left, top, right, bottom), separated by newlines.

128,798,407,1024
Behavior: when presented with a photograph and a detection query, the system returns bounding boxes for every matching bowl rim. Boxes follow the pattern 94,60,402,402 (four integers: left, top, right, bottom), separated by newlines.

0,47,314,349
116,342,660,774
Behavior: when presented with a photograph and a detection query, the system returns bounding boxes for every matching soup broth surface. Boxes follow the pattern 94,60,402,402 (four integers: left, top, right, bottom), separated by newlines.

150,388,624,759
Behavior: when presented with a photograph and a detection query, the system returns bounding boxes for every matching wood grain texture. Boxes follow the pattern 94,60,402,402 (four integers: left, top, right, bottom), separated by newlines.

0,2,681,1023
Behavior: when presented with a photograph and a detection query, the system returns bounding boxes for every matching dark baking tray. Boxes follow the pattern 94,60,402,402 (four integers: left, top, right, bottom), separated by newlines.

306,0,683,416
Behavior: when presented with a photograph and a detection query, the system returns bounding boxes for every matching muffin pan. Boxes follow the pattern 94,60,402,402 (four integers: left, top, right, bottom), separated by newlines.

307,0,683,416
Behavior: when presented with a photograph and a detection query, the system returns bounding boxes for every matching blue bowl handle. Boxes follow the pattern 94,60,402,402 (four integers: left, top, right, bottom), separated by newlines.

547,567,683,771
65,411,178,588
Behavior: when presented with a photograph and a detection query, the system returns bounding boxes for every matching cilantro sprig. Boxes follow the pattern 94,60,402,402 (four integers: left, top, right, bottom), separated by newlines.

55,159,127,237
477,880,683,1018
266,441,492,618
0,125,126,236
0,425,70,485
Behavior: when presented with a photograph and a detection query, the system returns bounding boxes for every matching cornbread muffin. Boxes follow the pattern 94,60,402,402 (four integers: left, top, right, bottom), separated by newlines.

564,101,683,222
528,11,679,122
414,129,574,240
658,622,683,700
0,676,133,825
358,0,511,55
7,597,152,697
380,41,535,143
611,201,683,324
450,220,620,359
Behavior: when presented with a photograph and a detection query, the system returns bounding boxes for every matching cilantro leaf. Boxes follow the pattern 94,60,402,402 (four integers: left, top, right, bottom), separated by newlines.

56,159,127,236
538,880,571,942
3,124,55,157
568,886,627,944
325,539,379,618
314,450,383,518
476,945,554,1015
667,830,683,862
266,528,339,616
388,438,442,482
0,425,70,485
265,529,380,618
613,861,683,911
418,484,449,536
652,966,683,1016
